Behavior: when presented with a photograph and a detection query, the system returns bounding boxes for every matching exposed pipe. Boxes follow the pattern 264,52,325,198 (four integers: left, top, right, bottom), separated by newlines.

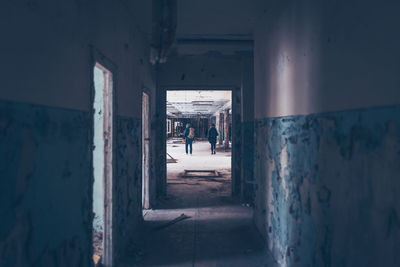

150,0,177,65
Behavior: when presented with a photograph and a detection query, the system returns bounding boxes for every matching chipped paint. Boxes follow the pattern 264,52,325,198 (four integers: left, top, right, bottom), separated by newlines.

0,102,146,266
279,144,290,201
114,116,143,262
0,100,91,267
254,105,400,267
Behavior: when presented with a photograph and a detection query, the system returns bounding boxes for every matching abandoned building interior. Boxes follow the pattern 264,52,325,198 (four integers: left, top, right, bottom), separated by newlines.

1,0,400,266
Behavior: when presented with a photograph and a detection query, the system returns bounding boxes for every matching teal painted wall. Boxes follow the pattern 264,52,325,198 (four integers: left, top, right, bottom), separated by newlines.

254,105,400,266
0,101,91,266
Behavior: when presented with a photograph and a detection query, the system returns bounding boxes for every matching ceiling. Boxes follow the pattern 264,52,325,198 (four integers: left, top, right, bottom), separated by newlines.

128,0,262,56
175,0,259,55
167,90,231,117
176,0,258,40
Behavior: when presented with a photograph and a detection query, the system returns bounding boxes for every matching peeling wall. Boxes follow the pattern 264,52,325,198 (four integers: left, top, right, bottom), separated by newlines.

254,106,400,266
0,1,156,266
0,101,91,267
114,116,142,261
253,0,400,266
0,98,145,267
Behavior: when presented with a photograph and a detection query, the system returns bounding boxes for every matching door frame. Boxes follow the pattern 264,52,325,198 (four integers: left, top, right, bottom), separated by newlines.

90,47,117,267
142,89,151,210
162,86,240,196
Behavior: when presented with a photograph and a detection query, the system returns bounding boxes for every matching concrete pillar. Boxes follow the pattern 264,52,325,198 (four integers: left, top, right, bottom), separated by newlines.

224,109,230,150
154,85,167,198
218,113,223,145
197,117,200,137
231,87,241,196
171,119,173,137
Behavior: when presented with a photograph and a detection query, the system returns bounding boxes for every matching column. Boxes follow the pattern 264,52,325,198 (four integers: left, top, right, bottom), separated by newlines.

219,113,224,145
224,109,230,150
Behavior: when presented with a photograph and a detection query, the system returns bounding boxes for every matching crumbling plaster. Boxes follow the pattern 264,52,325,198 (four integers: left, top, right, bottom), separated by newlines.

0,102,91,267
253,0,400,266
254,106,400,266
0,1,156,266
114,116,142,262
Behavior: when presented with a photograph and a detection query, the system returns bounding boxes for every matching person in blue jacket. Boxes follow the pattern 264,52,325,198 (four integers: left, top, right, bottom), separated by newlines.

183,123,194,155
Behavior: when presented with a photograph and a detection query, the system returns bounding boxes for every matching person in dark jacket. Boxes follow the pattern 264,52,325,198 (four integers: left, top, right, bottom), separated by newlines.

183,123,194,155
207,123,219,154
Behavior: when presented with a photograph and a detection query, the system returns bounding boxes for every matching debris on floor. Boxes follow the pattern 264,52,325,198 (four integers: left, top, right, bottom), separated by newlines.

93,231,103,266
167,153,177,163
154,213,191,231
93,254,102,267
181,169,220,178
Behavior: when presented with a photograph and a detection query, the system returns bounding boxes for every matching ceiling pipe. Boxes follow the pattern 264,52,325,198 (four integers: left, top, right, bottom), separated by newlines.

150,0,177,65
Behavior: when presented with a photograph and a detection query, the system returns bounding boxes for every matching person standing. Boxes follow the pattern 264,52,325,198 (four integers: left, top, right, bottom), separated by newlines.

184,123,195,155
207,123,219,154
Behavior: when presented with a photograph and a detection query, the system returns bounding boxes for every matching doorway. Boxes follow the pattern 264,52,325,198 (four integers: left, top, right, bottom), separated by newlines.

165,90,233,206
132,89,269,266
142,91,150,210
92,62,113,267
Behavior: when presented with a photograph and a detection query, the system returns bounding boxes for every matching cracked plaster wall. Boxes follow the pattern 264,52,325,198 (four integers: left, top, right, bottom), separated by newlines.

115,116,142,261
254,106,400,266
253,0,400,266
0,101,91,267
0,1,156,266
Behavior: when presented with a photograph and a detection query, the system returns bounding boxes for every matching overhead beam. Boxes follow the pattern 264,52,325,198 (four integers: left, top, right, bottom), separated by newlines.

176,38,253,50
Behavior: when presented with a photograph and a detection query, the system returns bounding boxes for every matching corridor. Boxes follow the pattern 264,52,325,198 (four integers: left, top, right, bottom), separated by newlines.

123,141,276,267
1,0,400,266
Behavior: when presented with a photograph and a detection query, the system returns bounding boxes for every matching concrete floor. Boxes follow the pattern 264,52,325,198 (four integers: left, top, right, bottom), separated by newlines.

121,141,277,267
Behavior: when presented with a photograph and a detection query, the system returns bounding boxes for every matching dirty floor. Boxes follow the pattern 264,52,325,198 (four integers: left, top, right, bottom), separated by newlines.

122,141,277,267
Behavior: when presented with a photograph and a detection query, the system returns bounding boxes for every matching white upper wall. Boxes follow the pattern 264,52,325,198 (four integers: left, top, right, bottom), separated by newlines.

254,0,400,119
0,0,155,117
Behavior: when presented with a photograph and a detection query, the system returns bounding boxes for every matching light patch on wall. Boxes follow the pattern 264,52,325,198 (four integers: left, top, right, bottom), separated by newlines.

280,144,290,200
93,66,105,232
276,49,295,117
